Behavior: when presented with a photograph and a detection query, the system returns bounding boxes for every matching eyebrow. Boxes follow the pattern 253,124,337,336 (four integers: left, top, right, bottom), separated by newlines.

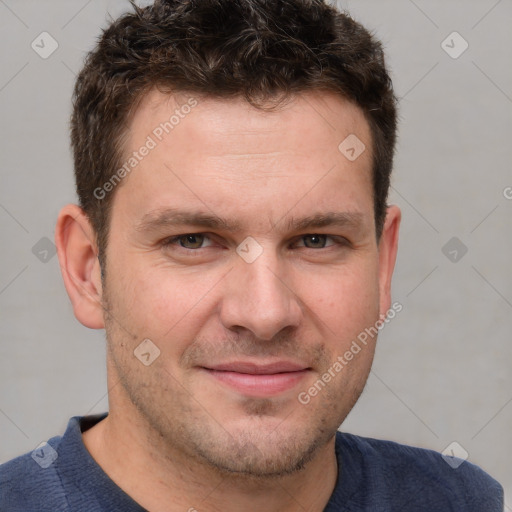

135,208,365,234
135,209,243,233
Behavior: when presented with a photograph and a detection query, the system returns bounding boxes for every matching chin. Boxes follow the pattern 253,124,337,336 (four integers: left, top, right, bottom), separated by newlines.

184,414,336,479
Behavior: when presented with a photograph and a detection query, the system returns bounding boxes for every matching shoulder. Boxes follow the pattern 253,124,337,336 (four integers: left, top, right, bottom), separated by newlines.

0,414,113,512
0,435,67,512
335,432,503,511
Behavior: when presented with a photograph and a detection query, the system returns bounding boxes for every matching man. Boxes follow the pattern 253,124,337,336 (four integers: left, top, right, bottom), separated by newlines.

0,0,503,510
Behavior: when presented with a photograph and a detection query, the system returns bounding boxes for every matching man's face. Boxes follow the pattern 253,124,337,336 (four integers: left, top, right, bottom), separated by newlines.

101,90,392,476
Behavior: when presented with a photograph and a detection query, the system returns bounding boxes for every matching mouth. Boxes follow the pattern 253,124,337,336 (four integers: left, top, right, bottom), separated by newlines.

200,361,312,397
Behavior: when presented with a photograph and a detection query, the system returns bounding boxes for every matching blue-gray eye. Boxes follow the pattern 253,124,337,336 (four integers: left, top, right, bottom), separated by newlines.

302,234,329,248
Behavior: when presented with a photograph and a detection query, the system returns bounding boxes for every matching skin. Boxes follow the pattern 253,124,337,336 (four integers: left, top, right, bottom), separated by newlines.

56,90,400,512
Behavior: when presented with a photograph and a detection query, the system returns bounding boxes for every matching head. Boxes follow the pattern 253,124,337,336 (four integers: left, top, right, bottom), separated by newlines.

57,0,400,478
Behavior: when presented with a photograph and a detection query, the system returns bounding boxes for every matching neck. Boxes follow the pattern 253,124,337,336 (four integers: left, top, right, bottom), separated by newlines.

83,401,338,512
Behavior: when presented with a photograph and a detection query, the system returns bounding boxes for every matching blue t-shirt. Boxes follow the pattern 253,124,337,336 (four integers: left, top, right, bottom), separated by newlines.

0,414,503,511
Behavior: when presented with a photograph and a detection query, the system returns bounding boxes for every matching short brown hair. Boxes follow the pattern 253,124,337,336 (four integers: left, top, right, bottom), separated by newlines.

71,0,397,268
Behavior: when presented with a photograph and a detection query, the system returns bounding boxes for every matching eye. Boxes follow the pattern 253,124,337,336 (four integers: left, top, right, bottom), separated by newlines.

296,234,337,249
164,233,213,250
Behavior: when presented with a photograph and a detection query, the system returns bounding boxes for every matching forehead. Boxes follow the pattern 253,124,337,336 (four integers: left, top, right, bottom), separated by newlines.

113,89,374,233
132,88,372,155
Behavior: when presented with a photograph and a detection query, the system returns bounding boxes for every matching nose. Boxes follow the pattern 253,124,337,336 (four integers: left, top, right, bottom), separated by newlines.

219,248,302,341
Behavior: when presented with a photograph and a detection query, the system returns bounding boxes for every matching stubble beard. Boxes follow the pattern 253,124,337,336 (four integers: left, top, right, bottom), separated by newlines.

101,280,373,480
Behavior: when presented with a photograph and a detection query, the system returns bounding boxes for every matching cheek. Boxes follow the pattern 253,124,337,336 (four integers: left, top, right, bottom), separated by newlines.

298,261,380,340
110,258,222,344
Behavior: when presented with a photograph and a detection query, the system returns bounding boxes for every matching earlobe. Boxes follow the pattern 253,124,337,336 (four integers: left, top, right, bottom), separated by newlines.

378,205,401,317
55,204,105,329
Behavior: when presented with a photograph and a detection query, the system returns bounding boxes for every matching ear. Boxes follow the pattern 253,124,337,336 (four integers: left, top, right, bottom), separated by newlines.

377,205,401,317
55,204,105,329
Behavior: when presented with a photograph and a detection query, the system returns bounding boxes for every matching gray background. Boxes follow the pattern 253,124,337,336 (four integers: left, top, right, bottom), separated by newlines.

0,0,510,506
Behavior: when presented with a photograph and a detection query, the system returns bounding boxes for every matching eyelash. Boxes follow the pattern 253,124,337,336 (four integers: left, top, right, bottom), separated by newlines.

162,233,348,251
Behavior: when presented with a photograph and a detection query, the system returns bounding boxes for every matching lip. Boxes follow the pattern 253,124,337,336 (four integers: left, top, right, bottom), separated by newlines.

201,360,311,397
